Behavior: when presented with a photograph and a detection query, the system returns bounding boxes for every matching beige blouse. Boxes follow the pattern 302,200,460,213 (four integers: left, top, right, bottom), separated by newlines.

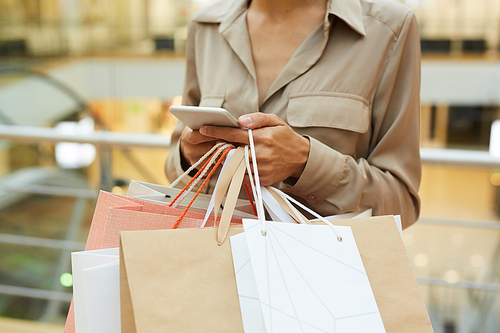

165,0,422,228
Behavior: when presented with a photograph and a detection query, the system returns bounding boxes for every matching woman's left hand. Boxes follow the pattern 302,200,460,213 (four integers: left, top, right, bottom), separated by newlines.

199,112,310,186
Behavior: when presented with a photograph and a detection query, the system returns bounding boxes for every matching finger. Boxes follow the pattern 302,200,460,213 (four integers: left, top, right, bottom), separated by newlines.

183,141,219,165
200,126,250,145
184,127,219,145
238,113,286,129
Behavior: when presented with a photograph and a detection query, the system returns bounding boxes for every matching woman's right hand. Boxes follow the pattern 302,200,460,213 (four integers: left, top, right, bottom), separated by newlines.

179,126,219,168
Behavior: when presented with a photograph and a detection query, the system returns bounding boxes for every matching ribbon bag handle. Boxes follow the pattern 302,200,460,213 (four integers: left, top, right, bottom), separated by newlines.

211,147,247,245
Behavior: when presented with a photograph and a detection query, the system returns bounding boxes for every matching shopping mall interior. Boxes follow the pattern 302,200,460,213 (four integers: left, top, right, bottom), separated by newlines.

0,0,499,332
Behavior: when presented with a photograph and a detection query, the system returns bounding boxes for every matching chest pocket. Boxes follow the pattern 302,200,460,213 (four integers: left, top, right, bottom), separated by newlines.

287,92,370,133
199,94,225,108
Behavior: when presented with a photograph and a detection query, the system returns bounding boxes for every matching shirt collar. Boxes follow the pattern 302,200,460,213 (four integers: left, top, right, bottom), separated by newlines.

194,0,366,37
327,0,366,36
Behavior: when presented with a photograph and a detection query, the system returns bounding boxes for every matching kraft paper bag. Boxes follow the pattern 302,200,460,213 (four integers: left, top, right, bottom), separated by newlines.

120,227,245,332
119,216,433,333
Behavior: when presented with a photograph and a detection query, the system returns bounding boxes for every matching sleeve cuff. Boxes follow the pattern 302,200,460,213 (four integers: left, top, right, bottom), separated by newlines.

280,136,346,205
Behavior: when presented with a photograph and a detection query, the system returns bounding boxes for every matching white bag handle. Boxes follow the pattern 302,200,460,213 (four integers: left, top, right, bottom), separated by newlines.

247,130,267,236
245,130,343,242
169,142,228,188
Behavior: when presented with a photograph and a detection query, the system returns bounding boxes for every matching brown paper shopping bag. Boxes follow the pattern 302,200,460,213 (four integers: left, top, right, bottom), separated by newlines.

333,217,433,332
120,216,433,333
120,227,245,332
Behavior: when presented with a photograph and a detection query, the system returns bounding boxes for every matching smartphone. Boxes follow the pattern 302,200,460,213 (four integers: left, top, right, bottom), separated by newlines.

169,105,240,130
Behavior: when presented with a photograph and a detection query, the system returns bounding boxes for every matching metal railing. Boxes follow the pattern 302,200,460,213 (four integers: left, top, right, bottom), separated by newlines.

0,124,171,149
1,124,499,167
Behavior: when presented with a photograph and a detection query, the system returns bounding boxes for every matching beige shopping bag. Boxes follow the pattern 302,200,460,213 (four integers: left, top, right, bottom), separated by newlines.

333,217,433,332
120,227,244,332
119,215,433,333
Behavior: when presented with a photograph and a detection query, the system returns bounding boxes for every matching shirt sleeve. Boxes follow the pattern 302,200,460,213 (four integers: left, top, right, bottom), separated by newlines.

282,12,421,229
165,19,201,187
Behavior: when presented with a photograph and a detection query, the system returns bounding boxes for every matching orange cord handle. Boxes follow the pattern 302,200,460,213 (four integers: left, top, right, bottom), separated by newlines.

243,184,257,216
168,145,225,208
171,147,235,229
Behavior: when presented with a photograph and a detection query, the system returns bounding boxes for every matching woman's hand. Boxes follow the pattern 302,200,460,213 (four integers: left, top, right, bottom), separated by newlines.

199,113,310,186
179,126,219,167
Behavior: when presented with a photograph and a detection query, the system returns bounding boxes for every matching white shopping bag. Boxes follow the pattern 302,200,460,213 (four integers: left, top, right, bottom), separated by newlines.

229,131,385,333
232,219,386,333
72,248,120,333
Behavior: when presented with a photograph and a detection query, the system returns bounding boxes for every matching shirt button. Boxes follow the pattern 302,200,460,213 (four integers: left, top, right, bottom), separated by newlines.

308,195,316,200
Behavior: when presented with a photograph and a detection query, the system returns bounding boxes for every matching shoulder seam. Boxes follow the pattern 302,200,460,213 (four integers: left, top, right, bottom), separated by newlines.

363,10,412,39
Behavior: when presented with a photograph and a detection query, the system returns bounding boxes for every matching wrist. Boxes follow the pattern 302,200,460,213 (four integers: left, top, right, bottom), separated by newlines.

291,135,310,179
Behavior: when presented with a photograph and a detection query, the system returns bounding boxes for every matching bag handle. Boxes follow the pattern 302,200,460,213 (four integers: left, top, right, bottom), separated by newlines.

204,146,247,245
215,150,246,245
166,140,247,243
169,142,229,189
212,131,263,244
169,145,235,229
242,136,308,225
245,131,343,242
168,143,233,208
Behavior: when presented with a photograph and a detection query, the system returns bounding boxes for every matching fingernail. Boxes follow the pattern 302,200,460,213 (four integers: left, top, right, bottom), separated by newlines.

199,127,206,134
239,116,252,127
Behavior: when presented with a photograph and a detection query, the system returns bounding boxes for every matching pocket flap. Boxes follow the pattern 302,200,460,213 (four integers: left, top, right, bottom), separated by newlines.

287,92,370,133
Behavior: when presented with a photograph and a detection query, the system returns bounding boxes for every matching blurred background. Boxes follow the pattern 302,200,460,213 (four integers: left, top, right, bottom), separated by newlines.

0,0,499,332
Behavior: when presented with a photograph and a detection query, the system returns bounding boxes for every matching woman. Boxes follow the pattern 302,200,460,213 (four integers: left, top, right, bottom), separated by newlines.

165,0,421,229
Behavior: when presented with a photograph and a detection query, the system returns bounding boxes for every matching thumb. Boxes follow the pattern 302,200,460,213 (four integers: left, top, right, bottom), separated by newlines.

238,113,285,129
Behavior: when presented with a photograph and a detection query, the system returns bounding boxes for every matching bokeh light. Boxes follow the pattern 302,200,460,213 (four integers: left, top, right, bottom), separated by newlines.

60,273,73,288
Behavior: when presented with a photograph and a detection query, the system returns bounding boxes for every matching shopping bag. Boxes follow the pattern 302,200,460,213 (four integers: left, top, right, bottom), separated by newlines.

231,187,384,332
71,248,120,333
120,145,250,332
67,194,241,331
232,220,386,332
247,131,429,331
120,227,244,332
